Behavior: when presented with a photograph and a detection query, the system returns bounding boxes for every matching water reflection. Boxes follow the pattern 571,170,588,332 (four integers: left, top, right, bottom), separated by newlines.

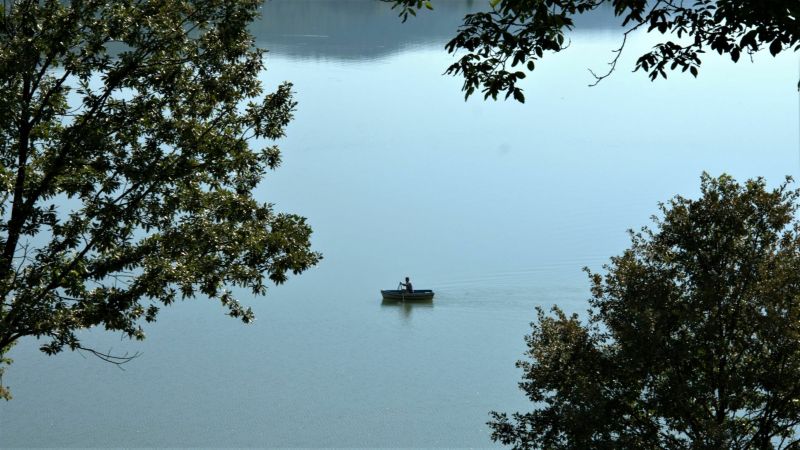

256,0,620,61
381,298,434,321
255,0,472,60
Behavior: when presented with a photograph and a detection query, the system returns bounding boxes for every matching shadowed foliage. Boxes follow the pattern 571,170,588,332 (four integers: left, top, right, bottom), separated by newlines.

490,174,800,449
387,0,799,102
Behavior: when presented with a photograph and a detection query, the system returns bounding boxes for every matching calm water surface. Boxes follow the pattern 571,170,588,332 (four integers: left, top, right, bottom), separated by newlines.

2,1,798,447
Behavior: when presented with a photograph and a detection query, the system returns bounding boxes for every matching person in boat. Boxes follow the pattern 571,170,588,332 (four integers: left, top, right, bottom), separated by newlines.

400,276,413,293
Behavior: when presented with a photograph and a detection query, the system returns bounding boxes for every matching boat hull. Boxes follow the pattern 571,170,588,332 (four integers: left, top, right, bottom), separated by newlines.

380,289,434,301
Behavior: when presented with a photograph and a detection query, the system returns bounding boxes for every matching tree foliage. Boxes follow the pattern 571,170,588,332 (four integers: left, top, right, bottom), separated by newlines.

0,0,321,399
489,174,800,449
388,0,800,102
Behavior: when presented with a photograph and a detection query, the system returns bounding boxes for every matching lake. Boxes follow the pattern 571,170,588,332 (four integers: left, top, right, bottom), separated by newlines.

1,0,798,447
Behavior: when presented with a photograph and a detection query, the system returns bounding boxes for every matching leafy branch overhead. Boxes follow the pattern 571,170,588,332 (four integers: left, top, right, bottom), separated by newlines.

0,0,320,399
387,0,800,102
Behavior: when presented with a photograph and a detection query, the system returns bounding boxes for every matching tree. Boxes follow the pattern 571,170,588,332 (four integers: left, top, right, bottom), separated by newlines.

0,0,321,400
489,174,800,449
388,0,800,102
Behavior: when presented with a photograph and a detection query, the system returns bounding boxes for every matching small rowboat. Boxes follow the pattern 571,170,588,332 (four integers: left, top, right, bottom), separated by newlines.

381,289,435,301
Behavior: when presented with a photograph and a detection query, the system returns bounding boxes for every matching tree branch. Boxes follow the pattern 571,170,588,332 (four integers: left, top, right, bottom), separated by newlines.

77,345,141,367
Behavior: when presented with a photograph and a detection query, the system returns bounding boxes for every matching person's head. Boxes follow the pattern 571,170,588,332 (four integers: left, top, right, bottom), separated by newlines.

405,277,410,282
